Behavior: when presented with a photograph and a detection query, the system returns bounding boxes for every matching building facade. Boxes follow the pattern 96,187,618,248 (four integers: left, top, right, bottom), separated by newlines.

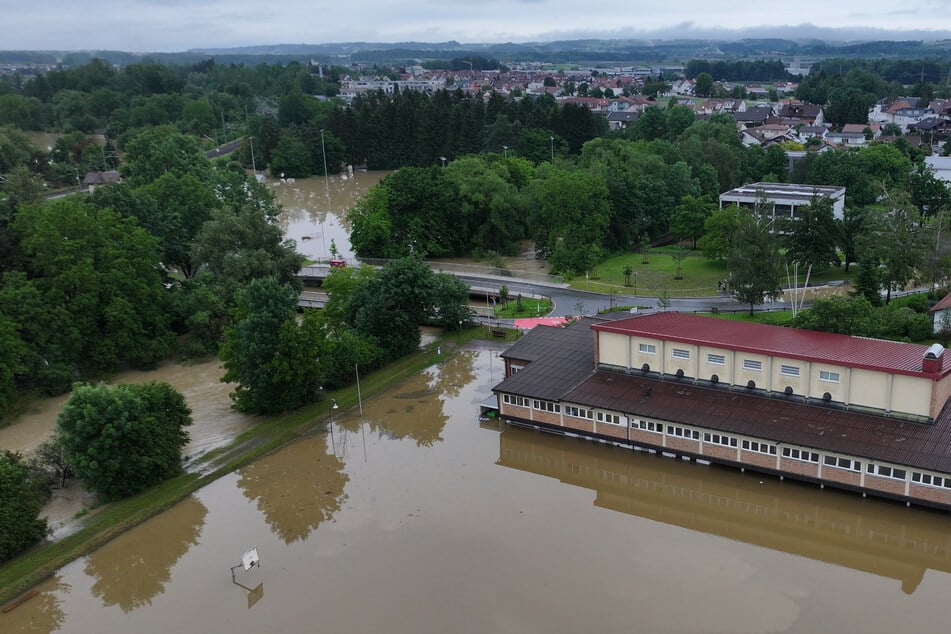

492,314,951,510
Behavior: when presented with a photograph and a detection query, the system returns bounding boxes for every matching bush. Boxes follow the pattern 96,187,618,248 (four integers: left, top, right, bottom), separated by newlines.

0,450,48,563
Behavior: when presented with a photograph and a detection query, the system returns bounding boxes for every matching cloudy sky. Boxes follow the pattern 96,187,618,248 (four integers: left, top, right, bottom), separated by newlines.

4,0,951,52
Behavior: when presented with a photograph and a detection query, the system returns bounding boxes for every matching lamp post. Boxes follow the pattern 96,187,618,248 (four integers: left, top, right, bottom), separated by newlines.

439,156,447,167
320,129,330,260
550,136,555,162
502,145,508,159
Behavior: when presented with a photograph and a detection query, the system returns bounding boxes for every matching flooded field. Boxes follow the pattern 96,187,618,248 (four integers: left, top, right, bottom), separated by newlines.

5,342,951,633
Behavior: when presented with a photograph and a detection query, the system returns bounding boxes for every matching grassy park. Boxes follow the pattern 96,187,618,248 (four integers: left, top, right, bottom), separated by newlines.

568,247,856,298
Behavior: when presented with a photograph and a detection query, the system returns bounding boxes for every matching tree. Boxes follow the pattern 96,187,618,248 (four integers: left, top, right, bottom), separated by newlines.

623,265,634,287
57,382,192,500
783,197,840,271
697,204,742,263
31,434,74,489
793,296,882,336
671,245,690,280
670,195,714,248
120,126,211,187
694,72,714,98
859,196,927,303
220,277,323,414
0,450,48,563
728,214,783,315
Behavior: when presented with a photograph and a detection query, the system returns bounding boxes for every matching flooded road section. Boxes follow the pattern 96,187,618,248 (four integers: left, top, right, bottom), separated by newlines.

6,344,951,633
270,170,390,263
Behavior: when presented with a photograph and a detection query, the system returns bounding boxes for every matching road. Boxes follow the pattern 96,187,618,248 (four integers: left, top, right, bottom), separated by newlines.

454,273,780,319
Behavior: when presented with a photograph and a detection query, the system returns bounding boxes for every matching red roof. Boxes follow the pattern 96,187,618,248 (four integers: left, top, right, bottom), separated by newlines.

591,312,947,379
930,293,951,313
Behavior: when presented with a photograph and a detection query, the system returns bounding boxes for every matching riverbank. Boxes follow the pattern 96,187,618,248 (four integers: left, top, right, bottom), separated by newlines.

0,328,484,606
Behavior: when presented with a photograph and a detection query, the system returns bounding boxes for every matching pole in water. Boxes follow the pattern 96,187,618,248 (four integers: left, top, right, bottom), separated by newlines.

355,363,363,415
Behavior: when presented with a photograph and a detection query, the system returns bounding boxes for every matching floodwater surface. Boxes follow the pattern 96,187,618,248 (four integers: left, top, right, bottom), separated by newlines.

5,343,951,633
270,170,390,262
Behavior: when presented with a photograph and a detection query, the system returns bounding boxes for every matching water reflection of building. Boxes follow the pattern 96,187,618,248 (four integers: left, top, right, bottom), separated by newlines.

496,426,951,594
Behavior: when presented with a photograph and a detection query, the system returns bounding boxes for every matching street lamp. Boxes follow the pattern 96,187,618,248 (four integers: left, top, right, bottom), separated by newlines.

439,156,447,167
320,129,330,260
502,145,508,159
550,136,555,162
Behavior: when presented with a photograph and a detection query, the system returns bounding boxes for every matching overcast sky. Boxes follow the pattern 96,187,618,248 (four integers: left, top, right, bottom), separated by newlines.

4,0,951,52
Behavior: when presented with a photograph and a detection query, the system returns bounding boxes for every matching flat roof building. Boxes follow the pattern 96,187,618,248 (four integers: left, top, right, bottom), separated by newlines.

719,182,846,221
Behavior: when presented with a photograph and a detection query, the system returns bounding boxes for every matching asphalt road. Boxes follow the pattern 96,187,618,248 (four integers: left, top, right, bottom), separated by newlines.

455,273,786,319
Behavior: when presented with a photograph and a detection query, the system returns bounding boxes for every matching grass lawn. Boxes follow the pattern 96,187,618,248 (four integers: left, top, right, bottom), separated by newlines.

494,298,553,318
568,248,856,298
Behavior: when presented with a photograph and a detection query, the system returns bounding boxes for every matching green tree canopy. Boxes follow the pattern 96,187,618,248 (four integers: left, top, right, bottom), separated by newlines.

58,382,192,499
727,214,783,314
0,450,48,563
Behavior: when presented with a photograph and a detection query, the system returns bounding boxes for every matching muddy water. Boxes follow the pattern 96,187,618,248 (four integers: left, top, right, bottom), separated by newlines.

270,170,390,262
6,344,951,633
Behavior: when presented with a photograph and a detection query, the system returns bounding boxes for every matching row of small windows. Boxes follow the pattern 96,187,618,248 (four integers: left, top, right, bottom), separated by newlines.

503,392,934,485
742,439,777,455
564,406,593,419
824,455,861,472
703,432,737,448
912,472,951,489
667,425,700,440
867,464,907,480
532,399,561,413
782,447,819,463
635,343,841,383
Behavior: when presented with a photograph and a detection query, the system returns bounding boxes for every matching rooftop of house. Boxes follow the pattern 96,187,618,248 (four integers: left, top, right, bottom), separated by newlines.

592,312,948,379
719,182,846,204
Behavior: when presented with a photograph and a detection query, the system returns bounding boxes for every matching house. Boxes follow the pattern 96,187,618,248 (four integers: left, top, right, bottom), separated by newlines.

82,170,121,192
826,130,869,147
924,156,951,185
719,182,846,220
607,111,639,130
931,293,951,333
778,102,824,126
492,313,951,510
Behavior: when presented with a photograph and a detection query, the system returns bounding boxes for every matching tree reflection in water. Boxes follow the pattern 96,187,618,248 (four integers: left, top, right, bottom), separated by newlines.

2,575,69,634
236,440,347,544
84,496,207,612
346,350,475,447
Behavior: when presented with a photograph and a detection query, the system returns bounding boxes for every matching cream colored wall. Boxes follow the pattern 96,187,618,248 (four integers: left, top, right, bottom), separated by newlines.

734,351,770,388
599,333,939,418
699,346,732,383
665,342,698,377
810,363,849,402
770,358,808,395
630,336,665,372
598,332,630,368
847,368,889,410
891,374,933,417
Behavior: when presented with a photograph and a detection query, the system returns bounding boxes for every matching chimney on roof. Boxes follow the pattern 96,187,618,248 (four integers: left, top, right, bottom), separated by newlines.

923,343,945,373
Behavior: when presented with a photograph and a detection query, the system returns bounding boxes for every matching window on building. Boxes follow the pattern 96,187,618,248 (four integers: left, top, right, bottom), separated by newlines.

741,439,776,455
672,348,690,360
819,370,840,383
780,364,800,378
743,359,763,371
824,455,860,471
703,432,738,447
666,425,700,440
639,343,656,354
565,406,592,419
867,464,907,480
597,412,621,425
782,447,819,463
707,353,725,365
634,419,660,432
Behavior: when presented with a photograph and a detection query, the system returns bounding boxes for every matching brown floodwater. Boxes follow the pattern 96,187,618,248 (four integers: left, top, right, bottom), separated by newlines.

5,342,951,633
270,170,391,262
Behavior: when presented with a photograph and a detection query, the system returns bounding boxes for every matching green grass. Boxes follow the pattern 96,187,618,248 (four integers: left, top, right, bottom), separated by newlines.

493,298,553,318
569,250,857,298
0,327,488,607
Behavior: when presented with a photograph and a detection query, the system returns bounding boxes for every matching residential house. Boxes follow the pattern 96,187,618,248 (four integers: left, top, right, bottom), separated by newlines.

82,170,121,192
778,102,824,126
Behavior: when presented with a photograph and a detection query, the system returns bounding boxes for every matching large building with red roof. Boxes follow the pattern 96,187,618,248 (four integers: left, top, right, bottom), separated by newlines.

492,313,951,510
